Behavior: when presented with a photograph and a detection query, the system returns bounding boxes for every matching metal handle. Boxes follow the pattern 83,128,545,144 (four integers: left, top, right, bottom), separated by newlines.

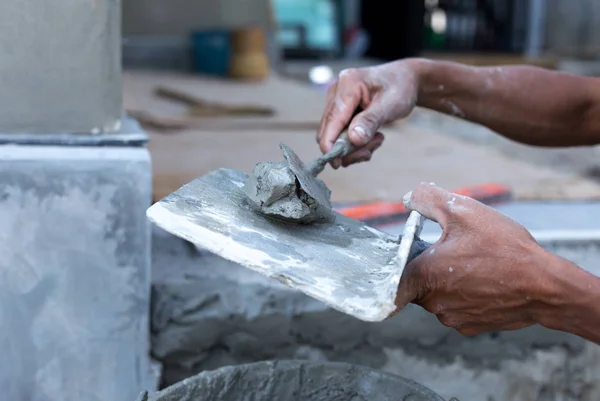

306,132,356,177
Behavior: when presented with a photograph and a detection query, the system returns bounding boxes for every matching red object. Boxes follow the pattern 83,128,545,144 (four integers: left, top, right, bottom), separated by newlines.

334,183,513,225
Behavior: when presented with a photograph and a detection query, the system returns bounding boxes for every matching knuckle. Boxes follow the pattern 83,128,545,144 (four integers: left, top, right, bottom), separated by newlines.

341,89,361,106
339,67,360,79
412,182,435,199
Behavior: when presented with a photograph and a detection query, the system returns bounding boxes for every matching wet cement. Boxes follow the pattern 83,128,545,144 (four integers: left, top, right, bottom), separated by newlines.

243,143,336,224
150,360,445,401
243,160,333,224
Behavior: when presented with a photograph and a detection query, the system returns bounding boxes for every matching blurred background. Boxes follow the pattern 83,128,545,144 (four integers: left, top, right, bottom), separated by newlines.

121,0,600,203
122,0,600,78
3,1,600,401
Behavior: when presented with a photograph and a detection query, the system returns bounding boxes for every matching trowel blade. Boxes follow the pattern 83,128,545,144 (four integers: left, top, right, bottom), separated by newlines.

146,168,424,322
279,142,332,212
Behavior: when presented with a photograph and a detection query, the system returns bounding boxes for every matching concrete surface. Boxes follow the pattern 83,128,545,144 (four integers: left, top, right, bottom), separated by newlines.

0,116,148,147
0,144,154,401
150,201,600,400
0,0,122,133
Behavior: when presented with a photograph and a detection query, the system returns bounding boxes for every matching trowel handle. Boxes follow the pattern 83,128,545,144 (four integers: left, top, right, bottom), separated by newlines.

406,238,433,265
307,132,356,176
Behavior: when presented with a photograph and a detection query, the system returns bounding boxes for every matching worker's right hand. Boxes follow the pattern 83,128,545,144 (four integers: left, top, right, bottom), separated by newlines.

317,60,420,168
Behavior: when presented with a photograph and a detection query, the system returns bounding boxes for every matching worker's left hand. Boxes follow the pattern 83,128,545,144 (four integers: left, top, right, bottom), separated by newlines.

395,183,559,336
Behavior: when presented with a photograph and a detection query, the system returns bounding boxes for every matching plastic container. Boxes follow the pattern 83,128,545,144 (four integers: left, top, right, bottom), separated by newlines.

149,360,446,401
190,30,230,76
229,26,270,80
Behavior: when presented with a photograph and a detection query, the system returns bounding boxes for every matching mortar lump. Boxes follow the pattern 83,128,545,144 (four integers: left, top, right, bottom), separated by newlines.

244,161,331,224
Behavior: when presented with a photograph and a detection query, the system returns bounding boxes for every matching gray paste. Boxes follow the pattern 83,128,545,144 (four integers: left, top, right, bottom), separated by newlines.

243,161,333,224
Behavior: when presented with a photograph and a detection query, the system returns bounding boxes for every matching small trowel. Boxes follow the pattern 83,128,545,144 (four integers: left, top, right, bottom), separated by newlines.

147,165,433,322
243,133,355,224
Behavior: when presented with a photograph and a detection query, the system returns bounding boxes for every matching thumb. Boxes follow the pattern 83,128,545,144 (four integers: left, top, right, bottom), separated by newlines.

402,183,466,228
347,104,388,146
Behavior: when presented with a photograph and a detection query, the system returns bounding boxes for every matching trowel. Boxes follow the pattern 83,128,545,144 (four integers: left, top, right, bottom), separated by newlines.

242,133,356,224
147,143,433,322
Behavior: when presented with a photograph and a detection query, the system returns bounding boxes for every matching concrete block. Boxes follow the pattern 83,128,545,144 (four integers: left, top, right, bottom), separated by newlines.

0,0,122,133
151,202,600,400
0,144,153,401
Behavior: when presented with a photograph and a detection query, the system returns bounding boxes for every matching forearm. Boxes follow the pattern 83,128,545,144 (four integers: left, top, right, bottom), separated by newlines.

536,250,600,344
410,58,600,147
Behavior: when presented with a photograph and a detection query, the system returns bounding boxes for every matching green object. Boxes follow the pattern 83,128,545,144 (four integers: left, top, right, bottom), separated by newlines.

274,0,337,51
427,27,446,49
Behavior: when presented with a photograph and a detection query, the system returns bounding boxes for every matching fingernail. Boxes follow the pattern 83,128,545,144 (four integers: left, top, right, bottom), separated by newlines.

352,126,371,143
403,191,413,209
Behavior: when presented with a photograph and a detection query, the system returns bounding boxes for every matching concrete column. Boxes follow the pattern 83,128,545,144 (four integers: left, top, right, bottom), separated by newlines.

0,1,155,400
0,0,122,133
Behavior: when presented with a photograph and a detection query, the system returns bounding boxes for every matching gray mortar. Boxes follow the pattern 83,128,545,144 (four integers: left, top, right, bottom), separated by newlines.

243,161,329,223
150,225,589,390
150,360,445,401
243,143,334,224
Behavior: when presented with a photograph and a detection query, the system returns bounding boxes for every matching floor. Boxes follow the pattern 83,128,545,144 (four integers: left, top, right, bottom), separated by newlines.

123,70,600,204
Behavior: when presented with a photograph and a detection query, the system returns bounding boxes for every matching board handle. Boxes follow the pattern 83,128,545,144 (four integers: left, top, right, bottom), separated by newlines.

396,211,434,270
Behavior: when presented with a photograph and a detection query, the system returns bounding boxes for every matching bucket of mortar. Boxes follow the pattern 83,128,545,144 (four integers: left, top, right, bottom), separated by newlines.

146,360,447,401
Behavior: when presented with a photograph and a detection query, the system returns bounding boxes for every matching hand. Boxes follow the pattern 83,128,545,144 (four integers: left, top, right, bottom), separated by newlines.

317,60,420,168
396,183,559,336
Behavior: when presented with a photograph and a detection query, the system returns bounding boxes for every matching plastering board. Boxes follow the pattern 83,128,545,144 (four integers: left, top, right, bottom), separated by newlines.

146,168,425,322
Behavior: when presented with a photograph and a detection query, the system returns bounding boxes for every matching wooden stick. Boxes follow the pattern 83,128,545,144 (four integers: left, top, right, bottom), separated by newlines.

155,86,275,117
127,109,406,133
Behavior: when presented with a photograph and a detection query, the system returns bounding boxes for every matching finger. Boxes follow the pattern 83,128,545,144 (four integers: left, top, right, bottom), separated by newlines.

340,132,384,167
402,183,473,228
319,75,364,153
347,102,388,147
316,82,339,145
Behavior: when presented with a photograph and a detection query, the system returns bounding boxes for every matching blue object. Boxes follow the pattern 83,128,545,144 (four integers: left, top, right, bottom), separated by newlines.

190,30,231,76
